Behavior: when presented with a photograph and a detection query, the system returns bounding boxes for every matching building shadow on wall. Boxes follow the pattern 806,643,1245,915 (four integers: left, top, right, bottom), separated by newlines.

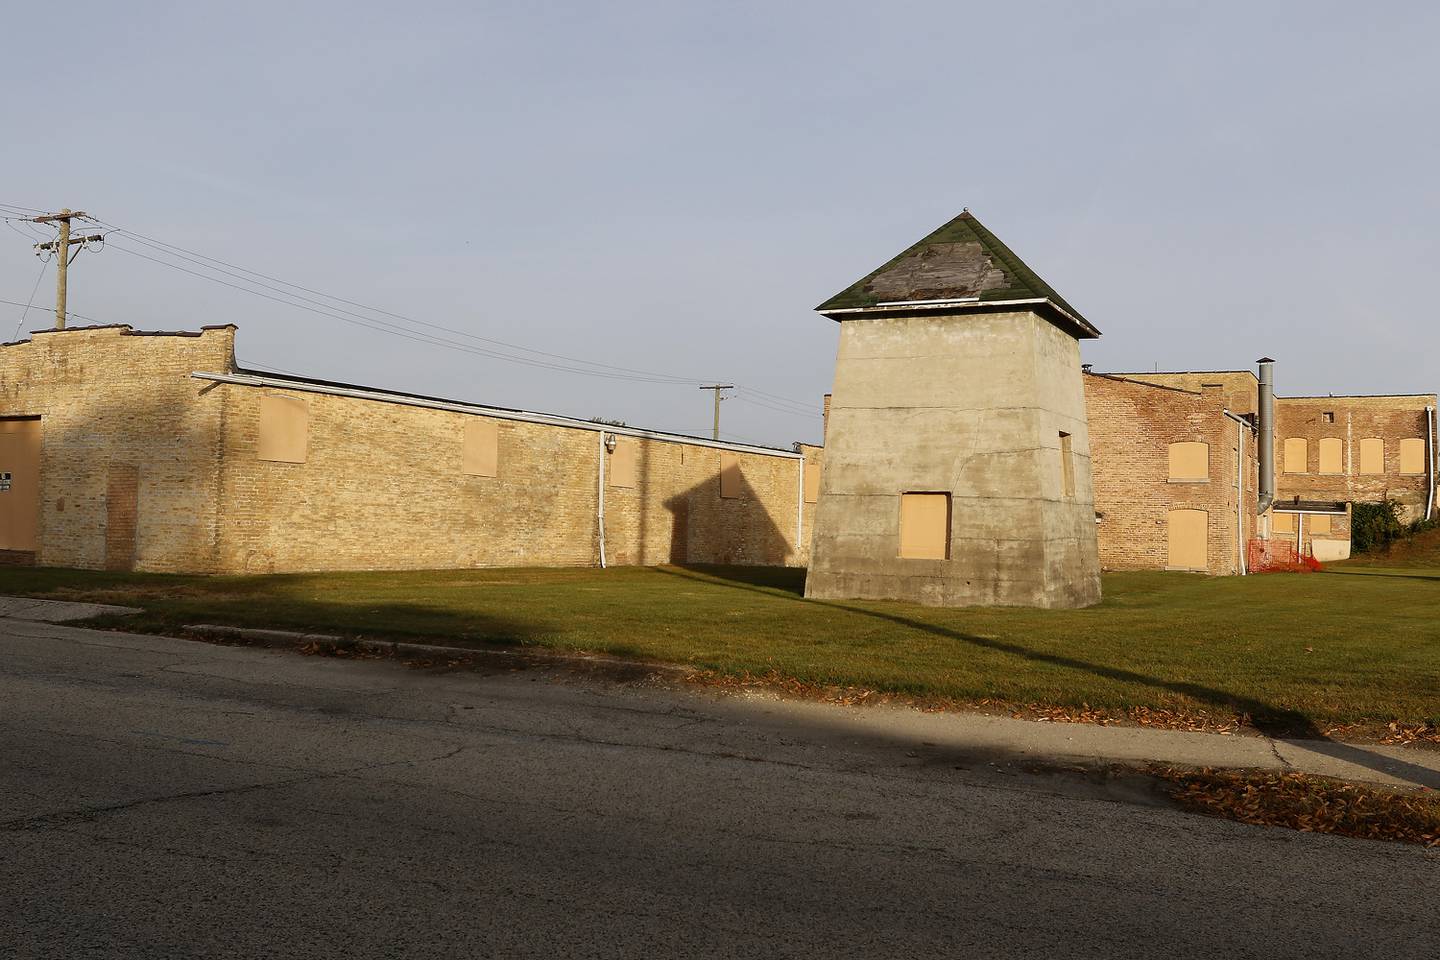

652,565,1440,790
661,462,793,567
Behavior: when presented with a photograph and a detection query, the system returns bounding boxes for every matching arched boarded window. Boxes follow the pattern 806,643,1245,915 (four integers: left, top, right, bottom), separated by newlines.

1359,438,1384,475
1167,442,1209,482
1283,437,1308,473
1166,509,1208,571
1318,437,1343,474
1399,438,1426,475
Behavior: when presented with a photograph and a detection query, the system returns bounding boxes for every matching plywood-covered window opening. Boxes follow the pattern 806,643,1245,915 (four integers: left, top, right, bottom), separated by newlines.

1166,508,1208,571
1358,438,1384,475
609,439,637,488
1318,437,1343,474
803,460,822,503
1271,512,1295,534
1282,437,1308,474
462,420,499,477
1399,438,1426,475
1058,432,1075,497
1167,441,1209,482
899,492,950,560
257,394,309,463
719,452,743,499
1309,513,1333,535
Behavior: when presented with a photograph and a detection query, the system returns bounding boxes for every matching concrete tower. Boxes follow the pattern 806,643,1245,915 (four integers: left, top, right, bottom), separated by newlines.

805,211,1102,608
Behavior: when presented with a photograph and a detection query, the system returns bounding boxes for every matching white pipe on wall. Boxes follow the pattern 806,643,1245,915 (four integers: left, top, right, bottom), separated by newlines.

796,458,805,555
1223,409,1251,575
597,432,608,569
1426,405,1435,521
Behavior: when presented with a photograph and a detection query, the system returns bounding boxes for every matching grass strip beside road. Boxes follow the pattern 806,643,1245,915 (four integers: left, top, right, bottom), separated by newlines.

1,563,1437,737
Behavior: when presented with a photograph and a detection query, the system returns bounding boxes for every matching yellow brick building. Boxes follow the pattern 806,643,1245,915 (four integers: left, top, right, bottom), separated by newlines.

0,324,822,573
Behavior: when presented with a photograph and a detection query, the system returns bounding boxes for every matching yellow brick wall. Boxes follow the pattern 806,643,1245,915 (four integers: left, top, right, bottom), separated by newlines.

0,325,234,572
0,325,811,574
211,381,810,574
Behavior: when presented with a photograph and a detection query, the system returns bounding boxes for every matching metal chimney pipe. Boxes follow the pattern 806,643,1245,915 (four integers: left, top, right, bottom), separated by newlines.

1256,357,1275,516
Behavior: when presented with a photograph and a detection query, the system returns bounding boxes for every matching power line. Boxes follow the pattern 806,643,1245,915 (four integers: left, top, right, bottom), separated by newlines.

730,395,818,420
94,220,711,385
9,260,50,340
6,204,824,424
105,242,703,384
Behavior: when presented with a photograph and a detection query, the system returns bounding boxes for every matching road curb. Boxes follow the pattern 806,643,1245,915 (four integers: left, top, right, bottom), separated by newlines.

180,623,697,676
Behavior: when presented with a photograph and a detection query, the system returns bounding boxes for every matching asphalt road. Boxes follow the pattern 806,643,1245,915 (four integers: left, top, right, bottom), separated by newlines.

3,620,1436,958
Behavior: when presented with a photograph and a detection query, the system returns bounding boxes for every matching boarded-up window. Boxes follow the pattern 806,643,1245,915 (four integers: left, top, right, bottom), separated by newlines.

258,394,308,463
1318,437,1343,474
719,452,743,499
899,493,949,560
1167,442,1209,482
1309,514,1332,535
1271,512,1295,534
1399,438,1425,475
1283,437,1307,473
1359,437,1384,475
1166,509,1208,570
0,418,41,552
462,420,499,477
803,460,821,503
1058,432,1075,497
609,438,637,488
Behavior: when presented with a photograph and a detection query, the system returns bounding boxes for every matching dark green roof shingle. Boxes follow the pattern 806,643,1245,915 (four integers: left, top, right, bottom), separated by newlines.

815,210,1096,336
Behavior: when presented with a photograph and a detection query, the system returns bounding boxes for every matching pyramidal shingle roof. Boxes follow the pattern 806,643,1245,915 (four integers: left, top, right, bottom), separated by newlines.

815,210,1098,338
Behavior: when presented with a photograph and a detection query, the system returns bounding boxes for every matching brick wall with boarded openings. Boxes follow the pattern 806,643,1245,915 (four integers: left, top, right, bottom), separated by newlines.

1084,373,1251,575
0,325,820,574
0,325,235,572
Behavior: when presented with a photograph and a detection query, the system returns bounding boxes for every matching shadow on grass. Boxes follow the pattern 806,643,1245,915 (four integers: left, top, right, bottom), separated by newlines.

1320,569,1440,584
660,565,1440,790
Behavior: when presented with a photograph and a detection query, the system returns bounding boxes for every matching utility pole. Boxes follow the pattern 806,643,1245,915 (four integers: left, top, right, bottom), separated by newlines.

699,384,734,441
30,209,103,330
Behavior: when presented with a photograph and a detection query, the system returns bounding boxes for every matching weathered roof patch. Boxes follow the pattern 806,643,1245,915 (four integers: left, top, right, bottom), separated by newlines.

815,210,1097,337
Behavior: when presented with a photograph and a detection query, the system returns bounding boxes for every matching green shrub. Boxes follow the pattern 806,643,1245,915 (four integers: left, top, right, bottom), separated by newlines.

1352,500,1406,553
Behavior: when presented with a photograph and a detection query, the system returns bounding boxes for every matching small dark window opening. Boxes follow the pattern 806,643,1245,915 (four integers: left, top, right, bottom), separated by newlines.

1322,412,1335,423
1059,432,1075,497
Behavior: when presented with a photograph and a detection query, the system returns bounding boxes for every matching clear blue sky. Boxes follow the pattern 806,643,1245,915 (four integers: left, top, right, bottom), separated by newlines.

3,1,1437,446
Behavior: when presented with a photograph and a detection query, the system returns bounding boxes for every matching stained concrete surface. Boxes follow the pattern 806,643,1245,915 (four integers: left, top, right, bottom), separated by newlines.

0,595,140,622
3,620,1436,958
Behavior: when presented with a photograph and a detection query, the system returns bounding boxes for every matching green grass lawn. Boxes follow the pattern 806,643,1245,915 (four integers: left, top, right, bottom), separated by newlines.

2,561,1436,736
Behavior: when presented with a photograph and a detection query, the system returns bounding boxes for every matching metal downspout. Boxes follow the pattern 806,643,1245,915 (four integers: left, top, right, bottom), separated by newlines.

1256,358,1276,521
597,432,608,569
1224,409,1251,575
1426,406,1435,521
796,458,805,558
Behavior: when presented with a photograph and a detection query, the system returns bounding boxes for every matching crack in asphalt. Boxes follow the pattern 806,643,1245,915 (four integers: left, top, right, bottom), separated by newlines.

0,743,474,833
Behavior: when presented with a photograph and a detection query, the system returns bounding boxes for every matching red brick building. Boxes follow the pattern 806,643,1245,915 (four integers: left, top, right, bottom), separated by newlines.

1085,364,1436,573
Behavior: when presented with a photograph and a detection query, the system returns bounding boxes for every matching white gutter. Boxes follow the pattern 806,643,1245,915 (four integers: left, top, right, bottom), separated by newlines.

1426,405,1435,521
1223,409,1251,575
596,432,608,569
795,458,805,553
193,371,802,461
819,295,1097,333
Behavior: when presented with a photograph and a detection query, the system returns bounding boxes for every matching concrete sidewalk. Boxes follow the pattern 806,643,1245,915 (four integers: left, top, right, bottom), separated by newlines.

5,610,1437,790
0,595,140,623
735,690,1440,791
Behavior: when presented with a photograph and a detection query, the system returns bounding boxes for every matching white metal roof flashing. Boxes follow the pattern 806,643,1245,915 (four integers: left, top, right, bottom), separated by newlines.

191,371,803,460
